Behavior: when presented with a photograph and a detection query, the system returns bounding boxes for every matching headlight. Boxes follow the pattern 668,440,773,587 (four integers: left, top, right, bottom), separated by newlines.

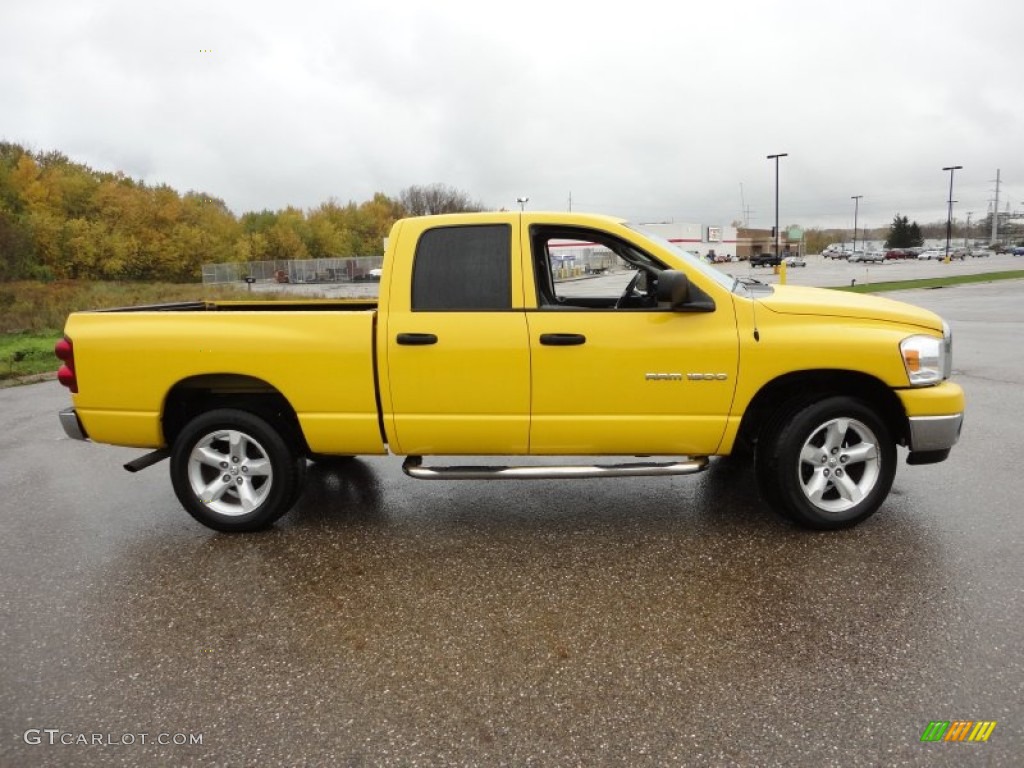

900,334,946,386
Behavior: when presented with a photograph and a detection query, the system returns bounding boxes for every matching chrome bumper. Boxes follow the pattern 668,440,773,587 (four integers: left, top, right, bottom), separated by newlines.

59,407,88,441
908,413,963,452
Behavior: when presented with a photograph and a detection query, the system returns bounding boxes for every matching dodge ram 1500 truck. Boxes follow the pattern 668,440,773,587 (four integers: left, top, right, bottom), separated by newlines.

55,212,964,532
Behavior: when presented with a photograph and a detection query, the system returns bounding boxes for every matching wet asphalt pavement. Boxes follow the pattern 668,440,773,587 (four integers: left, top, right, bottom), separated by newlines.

2,281,1022,767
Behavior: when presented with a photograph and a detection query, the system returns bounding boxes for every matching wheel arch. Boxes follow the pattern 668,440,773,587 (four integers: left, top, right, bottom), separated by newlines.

737,370,908,451
161,374,309,455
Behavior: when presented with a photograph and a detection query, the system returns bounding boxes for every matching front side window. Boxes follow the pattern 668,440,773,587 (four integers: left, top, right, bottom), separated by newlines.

412,225,511,311
530,225,667,310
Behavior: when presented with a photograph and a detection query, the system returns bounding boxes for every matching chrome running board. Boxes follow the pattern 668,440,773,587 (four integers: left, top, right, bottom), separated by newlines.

402,456,709,480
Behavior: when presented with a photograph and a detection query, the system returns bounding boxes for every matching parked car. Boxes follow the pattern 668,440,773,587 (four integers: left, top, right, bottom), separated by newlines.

1012,246,1024,256
849,251,884,263
969,247,992,257
920,250,965,261
885,249,911,260
784,255,806,267
825,250,851,260
749,252,782,267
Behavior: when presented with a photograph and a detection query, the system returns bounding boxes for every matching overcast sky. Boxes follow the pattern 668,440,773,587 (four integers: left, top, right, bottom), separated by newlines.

4,0,1022,230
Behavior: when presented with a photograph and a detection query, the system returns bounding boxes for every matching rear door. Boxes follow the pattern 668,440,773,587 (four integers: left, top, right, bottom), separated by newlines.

380,216,531,455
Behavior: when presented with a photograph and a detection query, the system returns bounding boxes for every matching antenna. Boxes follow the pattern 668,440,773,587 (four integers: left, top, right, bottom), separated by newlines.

989,169,1001,244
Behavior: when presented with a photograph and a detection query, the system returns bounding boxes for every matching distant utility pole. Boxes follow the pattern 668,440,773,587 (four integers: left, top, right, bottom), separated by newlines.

965,211,973,248
990,169,1001,244
943,165,963,259
568,191,572,212
739,183,753,227
851,195,862,254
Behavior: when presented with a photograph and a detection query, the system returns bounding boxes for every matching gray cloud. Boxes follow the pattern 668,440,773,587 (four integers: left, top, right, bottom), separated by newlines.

3,0,1021,229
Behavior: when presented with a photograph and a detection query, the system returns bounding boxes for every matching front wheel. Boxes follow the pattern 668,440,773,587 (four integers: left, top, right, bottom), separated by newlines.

756,397,896,529
170,409,301,532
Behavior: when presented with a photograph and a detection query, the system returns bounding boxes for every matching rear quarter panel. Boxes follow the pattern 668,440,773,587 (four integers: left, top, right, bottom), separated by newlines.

65,311,385,454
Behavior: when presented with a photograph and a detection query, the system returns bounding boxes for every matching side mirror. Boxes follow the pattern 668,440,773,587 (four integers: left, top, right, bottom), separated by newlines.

656,269,689,306
657,270,716,312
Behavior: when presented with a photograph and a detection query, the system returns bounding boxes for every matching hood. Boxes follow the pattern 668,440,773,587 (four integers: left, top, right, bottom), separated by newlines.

757,285,943,332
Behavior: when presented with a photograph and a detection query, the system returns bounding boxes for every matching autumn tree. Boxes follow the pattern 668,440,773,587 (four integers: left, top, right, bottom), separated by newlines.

0,143,488,281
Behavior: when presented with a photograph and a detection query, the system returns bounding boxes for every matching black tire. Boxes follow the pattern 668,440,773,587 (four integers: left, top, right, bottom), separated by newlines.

755,396,896,530
170,409,300,532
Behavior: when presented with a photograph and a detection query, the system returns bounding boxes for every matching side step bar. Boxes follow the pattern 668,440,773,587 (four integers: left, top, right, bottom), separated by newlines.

123,448,171,473
402,456,709,480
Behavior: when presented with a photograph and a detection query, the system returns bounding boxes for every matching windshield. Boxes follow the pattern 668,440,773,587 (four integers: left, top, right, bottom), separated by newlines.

627,225,743,294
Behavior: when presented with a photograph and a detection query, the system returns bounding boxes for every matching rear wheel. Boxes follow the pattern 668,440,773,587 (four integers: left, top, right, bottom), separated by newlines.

756,396,896,529
170,409,300,532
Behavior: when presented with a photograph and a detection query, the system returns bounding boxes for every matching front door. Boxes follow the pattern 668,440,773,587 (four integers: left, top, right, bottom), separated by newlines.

526,225,739,456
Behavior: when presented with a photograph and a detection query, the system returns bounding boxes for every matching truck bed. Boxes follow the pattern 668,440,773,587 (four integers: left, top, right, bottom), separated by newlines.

64,303,385,455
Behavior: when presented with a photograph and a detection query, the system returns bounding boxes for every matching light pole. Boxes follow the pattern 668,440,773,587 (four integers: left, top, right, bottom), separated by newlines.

851,195,862,255
942,165,962,259
964,211,973,250
767,153,788,259
516,197,529,212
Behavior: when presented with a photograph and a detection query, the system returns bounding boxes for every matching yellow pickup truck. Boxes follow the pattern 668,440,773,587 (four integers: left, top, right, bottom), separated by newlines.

55,212,964,532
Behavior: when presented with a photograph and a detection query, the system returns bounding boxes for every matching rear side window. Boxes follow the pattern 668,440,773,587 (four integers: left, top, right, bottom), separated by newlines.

412,225,512,310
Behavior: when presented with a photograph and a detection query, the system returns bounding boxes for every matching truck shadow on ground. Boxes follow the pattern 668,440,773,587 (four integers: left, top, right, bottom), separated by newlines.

285,458,386,528
282,454,777,533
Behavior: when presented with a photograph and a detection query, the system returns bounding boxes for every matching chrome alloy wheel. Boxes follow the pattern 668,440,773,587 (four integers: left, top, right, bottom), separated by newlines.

187,429,273,517
797,417,881,515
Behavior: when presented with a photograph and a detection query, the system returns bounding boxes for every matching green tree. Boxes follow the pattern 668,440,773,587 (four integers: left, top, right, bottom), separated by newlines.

885,214,923,248
885,214,909,248
0,210,33,279
907,221,923,247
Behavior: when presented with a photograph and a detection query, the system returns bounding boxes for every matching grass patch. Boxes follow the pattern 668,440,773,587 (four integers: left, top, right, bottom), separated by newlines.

0,330,62,380
832,270,1024,293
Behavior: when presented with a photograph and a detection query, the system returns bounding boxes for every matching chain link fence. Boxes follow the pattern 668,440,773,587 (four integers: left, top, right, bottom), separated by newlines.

201,257,384,286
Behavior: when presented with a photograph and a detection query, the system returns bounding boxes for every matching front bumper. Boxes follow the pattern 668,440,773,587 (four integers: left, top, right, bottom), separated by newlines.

59,407,88,441
896,382,964,464
907,413,963,452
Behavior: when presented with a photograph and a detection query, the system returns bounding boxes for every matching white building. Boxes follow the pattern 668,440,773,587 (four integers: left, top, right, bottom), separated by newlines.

636,222,739,260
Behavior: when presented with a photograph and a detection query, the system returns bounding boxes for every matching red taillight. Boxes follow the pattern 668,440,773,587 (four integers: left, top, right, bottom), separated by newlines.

54,336,78,393
54,337,72,361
